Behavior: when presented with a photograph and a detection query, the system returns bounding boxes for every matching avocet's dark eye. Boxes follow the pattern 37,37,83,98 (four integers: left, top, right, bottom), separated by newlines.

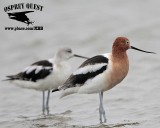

125,41,129,44
67,50,72,53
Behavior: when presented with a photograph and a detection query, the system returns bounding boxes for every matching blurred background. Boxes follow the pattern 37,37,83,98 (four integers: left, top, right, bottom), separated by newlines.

0,0,160,127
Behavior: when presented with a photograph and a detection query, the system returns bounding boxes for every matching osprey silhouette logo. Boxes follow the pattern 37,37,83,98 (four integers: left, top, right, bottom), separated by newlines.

7,11,34,26
4,3,44,30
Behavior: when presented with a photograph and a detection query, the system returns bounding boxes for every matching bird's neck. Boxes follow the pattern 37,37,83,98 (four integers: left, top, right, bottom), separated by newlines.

112,50,129,72
53,57,69,68
112,49,128,62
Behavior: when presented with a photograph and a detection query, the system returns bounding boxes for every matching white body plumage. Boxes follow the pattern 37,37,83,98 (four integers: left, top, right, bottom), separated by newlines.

11,59,72,91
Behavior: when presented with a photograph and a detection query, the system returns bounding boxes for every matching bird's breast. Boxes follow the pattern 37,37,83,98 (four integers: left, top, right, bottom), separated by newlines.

105,56,129,90
54,63,72,84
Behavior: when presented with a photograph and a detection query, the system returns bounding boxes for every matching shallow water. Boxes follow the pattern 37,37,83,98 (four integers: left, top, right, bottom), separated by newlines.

0,0,160,127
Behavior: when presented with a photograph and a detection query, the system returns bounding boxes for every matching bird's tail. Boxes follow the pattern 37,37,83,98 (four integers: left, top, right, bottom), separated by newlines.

52,88,59,92
2,75,16,81
52,84,79,98
52,84,66,92
60,87,79,98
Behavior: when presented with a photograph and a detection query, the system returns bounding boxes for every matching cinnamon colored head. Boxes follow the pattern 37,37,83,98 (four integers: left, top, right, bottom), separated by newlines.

112,37,130,54
112,37,155,54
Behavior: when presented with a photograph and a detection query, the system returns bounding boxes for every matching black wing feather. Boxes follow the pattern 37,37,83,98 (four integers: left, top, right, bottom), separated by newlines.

6,60,53,82
32,60,52,67
79,55,108,67
60,55,108,90
21,67,52,82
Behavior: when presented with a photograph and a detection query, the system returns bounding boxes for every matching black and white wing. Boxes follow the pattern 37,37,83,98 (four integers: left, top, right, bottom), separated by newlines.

60,55,108,90
6,60,53,82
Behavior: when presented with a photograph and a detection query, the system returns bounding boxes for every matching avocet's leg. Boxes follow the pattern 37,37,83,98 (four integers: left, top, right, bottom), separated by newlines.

101,92,107,123
99,92,103,123
99,91,107,123
42,91,45,115
46,90,50,115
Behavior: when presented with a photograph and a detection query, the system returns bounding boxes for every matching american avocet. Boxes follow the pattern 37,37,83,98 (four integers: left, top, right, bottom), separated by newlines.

53,37,155,123
4,47,88,115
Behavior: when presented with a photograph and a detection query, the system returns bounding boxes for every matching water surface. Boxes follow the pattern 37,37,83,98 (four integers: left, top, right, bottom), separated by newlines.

0,0,160,127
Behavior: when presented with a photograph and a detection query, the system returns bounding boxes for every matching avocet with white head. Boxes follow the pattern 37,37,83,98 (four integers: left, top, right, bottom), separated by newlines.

5,47,88,115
